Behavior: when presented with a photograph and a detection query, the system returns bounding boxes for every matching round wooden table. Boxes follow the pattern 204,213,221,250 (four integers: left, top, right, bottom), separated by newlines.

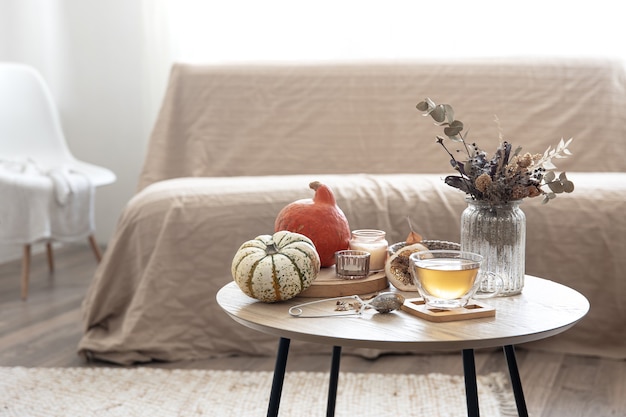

217,275,589,417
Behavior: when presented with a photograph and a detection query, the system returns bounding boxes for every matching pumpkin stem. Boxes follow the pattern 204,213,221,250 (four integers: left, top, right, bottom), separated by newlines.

309,181,322,191
309,181,336,205
265,240,280,255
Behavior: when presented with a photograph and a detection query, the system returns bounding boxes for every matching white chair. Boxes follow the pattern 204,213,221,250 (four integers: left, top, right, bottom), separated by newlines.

0,62,116,300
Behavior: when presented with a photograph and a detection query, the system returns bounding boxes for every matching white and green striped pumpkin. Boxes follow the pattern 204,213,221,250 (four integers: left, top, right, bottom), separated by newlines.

231,231,321,302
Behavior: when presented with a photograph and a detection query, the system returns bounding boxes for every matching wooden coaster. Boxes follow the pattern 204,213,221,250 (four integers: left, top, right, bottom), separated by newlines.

298,266,389,298
401,297,495,322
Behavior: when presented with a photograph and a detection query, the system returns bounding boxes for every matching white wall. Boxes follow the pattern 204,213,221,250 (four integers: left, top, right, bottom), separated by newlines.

0,0,163,262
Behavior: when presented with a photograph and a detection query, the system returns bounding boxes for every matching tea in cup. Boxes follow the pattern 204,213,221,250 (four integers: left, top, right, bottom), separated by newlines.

409,250,503,309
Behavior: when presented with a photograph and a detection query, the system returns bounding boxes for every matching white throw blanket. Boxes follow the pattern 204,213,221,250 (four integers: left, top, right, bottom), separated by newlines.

0,159,94,244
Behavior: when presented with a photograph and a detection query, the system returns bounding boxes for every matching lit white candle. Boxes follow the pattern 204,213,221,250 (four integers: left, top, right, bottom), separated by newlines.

342,264,362,271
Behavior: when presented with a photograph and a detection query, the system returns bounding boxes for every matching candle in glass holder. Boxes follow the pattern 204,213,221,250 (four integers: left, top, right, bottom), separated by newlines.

335,250,370,279
349,229,388,272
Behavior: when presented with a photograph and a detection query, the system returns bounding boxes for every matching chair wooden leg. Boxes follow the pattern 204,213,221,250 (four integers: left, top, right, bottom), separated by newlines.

21,245,31,301
88,235,102,262
21,238,100,300
46,242,54,272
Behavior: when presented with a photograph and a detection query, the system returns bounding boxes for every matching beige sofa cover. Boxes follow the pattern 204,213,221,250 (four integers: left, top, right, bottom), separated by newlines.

79,59,626,364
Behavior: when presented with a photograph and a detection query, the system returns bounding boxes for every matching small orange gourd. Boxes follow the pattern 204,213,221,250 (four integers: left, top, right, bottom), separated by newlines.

275,181,351,267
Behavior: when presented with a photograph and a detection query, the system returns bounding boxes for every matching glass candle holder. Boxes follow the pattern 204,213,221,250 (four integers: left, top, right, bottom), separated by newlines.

335,250,370,280
348,229,388,272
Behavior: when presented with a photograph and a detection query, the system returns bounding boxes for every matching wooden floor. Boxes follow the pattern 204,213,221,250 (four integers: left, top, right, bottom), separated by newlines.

1,244,624,417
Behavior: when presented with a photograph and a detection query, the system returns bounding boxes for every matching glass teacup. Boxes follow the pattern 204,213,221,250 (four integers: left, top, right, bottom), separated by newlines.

409,250,503,309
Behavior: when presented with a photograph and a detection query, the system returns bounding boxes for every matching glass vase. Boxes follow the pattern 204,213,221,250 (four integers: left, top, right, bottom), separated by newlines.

460,199,526,295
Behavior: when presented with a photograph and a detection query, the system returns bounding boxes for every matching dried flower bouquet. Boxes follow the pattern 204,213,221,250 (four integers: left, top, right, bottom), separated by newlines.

416,98,574,204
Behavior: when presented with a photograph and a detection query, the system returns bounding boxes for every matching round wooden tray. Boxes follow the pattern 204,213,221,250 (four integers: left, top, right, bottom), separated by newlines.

298,266,389,298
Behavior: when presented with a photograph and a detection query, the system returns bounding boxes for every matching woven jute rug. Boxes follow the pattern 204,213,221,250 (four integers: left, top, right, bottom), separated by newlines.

0,367,517,416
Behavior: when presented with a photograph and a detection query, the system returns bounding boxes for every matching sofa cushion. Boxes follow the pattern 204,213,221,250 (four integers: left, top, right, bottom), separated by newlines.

139,59,626,191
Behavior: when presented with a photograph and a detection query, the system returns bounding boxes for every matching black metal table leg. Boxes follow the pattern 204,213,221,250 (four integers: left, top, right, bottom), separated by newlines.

267,337,291,417
326,345,342,417
462,349,480,417
503,345,529,417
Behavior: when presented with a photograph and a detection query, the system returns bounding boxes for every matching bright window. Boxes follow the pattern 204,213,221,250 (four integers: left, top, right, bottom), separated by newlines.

158,0,626,64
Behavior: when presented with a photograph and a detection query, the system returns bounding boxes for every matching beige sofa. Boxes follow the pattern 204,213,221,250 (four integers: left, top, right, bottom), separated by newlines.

79,59,626,365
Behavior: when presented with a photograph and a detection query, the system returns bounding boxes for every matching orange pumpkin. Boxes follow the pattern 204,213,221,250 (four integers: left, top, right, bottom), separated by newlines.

275,181,350,267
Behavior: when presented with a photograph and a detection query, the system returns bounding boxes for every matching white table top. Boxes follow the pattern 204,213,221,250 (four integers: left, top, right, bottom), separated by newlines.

216,276,589,351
